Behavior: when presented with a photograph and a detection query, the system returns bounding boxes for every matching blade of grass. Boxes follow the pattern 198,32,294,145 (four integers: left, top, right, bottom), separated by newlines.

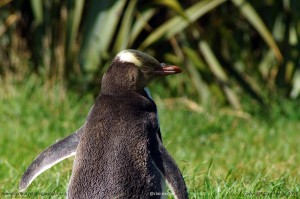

113,0,137,51
154,0,187,19
65,0,85,60
79,0,126,74
199,41,228,82
199,40,241,109
290,69,300,99
128,9,156,47
0,13,20,37
139,0,226,49
30,0,43,25
183,46,211,104
231,0,283,63
0,0,13,7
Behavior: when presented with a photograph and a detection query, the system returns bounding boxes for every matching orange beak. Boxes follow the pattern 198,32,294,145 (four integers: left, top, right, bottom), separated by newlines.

152,63,182,76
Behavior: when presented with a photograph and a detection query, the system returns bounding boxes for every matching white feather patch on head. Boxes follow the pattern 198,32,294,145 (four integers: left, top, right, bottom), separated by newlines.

117,51,142,67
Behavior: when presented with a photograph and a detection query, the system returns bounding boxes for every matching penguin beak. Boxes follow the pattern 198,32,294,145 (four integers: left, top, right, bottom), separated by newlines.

152,63,182,76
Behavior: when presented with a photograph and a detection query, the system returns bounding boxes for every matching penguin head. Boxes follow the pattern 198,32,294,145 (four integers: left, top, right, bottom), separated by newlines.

101,49,181,95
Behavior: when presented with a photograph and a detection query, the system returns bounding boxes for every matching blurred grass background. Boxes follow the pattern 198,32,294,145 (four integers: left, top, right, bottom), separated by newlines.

1,0,300,198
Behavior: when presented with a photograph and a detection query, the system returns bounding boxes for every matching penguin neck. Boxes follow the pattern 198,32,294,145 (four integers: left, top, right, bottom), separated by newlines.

100,63,147,96
101,77,148,99
100,82,157,112
101,84,149,99
101,82,136,96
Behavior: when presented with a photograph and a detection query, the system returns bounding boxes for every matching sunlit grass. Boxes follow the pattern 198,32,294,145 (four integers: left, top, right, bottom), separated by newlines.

1,76,300,198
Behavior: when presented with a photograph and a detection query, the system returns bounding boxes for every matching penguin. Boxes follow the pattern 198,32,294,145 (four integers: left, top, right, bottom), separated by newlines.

20,49,188,199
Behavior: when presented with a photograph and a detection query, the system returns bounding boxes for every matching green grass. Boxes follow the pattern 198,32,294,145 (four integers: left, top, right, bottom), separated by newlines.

1,76,300,198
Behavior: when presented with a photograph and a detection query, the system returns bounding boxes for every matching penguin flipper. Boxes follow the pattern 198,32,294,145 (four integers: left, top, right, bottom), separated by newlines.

19,124,85,192
151,130,188,199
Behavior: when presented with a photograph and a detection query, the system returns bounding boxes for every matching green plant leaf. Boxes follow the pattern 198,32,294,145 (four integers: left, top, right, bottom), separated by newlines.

30,0,43,24
199,41,228,82
231,0,283,62
199,40,241,109
139,0,226,49
154,0,187,19
128,9,156,47
113,0,137,51
0,0,13,7
65,0,85,60
183,46,211,104
79,0,126,74
290,69,300,99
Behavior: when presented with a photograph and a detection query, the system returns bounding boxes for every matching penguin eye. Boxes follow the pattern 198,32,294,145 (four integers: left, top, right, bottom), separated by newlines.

140,66,151,73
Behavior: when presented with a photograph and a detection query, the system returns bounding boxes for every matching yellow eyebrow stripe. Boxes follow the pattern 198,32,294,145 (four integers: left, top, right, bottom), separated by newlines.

117,51,142,67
